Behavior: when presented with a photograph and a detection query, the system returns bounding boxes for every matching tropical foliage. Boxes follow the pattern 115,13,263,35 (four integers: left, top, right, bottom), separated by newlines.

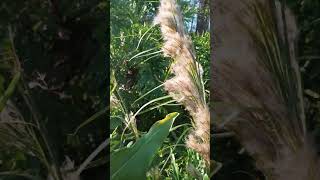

110,0,211,179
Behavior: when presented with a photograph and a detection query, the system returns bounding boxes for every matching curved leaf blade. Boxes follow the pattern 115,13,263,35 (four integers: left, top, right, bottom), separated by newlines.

111,112,179,180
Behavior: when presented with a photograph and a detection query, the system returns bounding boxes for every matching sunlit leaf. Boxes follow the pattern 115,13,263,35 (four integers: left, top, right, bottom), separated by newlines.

111,112,179,180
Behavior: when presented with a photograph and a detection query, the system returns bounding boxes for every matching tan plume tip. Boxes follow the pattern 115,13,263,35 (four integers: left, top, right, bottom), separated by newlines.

153,0,184,33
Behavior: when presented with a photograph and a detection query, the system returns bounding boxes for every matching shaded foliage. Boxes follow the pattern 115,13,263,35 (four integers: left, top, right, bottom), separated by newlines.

0,0,108,179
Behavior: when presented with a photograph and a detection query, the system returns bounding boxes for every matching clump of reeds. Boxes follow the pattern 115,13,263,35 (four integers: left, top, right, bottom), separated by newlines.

0,30,44,168
213,0,320,179
154,0,210,163
0,28,71,180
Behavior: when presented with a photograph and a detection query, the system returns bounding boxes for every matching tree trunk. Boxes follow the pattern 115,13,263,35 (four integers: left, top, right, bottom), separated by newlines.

196,0,209,34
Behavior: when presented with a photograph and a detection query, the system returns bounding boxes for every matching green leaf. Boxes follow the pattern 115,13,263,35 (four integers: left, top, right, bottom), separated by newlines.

203,174,210,180
110,116,122,130
111,112,179,180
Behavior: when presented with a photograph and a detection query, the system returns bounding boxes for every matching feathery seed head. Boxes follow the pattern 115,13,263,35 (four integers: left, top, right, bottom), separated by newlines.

155,0,210,163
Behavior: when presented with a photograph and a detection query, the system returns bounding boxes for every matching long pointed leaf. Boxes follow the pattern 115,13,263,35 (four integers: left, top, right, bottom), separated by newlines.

111,112,179,180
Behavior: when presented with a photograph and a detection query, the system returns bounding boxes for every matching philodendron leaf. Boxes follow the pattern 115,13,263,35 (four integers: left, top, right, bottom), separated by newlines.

111,112,179,180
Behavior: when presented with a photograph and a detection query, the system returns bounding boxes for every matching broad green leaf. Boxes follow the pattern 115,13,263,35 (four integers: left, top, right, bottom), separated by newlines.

111,112,179,180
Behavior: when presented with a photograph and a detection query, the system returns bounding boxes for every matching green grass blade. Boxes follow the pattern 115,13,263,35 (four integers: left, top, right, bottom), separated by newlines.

71,107,108,135
0,72,21,112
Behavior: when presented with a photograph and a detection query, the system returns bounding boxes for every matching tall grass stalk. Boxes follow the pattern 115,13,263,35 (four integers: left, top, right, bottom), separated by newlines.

154,0,210,163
